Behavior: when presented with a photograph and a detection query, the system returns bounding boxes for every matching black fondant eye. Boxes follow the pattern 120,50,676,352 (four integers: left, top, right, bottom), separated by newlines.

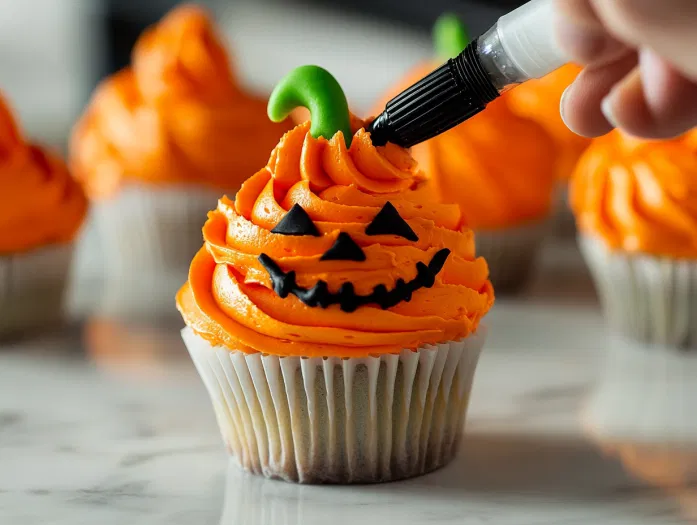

365,202,418,241
320,232,366,262
271,204,320,237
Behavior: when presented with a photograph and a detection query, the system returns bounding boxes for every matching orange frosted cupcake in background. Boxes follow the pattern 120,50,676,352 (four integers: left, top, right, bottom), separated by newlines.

507,64,591,236
414,98,556,293
572,130,697,349
0,92,87,337
70,4,291,318
177,66,494,483
682,128,697,152
374,15,556,293
506,64,589,181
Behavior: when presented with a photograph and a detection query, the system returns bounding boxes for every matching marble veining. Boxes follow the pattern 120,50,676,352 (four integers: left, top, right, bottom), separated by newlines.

1,243,697,524
1,307,696,524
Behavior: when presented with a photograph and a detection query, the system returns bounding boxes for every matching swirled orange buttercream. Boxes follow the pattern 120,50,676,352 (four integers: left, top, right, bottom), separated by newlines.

0,93,87,254
411,97,557,230
177,118,494,357
506,64,590,180
571,130,697,258
682,128,697,152
70,5,291,199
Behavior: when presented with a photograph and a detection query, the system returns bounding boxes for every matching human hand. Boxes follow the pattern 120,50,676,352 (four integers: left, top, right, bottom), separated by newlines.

555,0,697,139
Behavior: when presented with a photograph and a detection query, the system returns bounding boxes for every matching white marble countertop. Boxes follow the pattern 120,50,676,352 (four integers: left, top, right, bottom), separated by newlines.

3,241,697,525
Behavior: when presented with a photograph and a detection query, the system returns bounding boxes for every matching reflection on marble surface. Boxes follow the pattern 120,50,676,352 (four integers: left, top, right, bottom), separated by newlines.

583,336,697,523
83,317,188,379
218,432,665,525
584,335,697,443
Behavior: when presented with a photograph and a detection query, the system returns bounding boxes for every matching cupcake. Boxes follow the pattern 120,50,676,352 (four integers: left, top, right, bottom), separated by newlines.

70,4,291,318
177,66,494,483
0,92,87,337
571,130,697,349
375,15,556,293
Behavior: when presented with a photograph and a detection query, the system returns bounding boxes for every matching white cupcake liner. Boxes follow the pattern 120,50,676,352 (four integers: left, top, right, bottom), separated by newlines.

475,219,549,294
0,243,74,338
182,326,486,484
94,184,220,319
579,234,697,349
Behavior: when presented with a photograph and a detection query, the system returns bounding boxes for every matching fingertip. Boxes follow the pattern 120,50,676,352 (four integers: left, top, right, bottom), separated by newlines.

559,86,580,135
600,95,619,130
558,56,638,138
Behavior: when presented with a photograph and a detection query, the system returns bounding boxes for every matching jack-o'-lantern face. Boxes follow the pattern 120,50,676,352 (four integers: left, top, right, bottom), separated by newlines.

258,202,450,313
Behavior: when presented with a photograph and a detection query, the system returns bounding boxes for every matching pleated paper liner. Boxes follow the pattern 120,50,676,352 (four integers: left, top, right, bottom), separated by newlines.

580,235,697,350
475,218,550,294
94,183,220,319
0,243,73,338
183,326,486,484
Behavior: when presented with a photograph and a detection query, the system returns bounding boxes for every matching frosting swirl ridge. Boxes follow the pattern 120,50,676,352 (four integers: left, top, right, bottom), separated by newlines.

177,119,494,357
0,93,87,253
571,130,697,258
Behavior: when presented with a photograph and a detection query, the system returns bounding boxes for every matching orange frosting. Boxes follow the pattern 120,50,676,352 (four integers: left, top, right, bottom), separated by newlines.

375,63,556,229
571,130,697,259
177,118,494,358
682,128,697,152
70,4,291,199
506,64,591,180
412,96,557,230
0,93,87,254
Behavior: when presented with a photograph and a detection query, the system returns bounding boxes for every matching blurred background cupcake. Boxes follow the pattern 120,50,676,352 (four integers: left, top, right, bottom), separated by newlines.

374,15,557,294
178,66,494,483
69,4,291,320
571,130,697,349
415,98,557,294
0,92,87,338
506,64,591,236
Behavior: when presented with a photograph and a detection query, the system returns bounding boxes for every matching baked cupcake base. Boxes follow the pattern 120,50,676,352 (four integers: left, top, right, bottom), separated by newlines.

475,219,549,294
580,234,697,349
0,244,73,338
95,183,220,319
183,326,486,484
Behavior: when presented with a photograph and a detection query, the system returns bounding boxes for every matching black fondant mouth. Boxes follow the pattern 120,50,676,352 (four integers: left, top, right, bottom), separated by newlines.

258,248,450,313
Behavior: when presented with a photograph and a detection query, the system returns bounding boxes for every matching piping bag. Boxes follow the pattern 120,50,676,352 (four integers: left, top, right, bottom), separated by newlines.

368,0,570,148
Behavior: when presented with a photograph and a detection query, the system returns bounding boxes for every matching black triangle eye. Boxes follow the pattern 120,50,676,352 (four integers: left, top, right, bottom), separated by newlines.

320,232,366,262
271,204,320,236
365,202,418,241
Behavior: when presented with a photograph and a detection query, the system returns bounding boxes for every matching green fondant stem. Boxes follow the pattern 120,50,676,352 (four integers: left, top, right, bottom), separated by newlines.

434,14,469,61
267,65,352,147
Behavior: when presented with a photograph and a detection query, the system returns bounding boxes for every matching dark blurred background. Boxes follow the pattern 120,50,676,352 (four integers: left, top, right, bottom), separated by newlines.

0,0,530,148
100,0,524,75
